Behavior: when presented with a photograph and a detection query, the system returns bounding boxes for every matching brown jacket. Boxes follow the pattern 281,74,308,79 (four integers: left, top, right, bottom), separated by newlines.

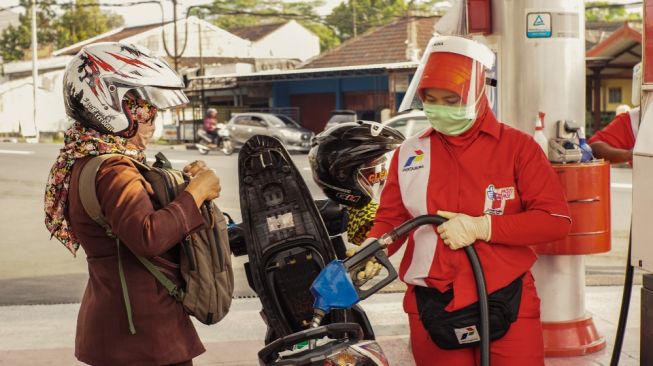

67,155,206,366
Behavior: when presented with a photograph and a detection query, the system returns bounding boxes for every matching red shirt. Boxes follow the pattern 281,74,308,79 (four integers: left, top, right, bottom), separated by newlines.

370,107,571,314
588,109,637,150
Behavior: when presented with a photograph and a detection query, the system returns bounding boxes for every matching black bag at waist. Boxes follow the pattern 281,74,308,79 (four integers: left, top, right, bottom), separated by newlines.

414,274,524,350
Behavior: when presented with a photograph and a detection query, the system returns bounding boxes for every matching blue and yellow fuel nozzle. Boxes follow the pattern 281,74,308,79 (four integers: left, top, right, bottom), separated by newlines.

309,215,451,328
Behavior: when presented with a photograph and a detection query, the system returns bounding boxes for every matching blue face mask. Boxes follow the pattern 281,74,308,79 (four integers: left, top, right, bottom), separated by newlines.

423,103,476,136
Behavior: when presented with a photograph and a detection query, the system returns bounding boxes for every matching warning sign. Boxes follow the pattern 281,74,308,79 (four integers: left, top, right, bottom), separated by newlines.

527,12,552,38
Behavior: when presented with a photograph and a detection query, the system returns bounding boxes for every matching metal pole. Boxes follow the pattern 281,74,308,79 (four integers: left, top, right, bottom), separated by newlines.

172,0,180,143
352,0,357,38
173,0,178,71
31,0,38,141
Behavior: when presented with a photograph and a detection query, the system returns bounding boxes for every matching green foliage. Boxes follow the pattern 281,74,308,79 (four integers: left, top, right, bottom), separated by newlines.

326,0,409,41
0,0,124,62
585,1,642,22
55,0,124,48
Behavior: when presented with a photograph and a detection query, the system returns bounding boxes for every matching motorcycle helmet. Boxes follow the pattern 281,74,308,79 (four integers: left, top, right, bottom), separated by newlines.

63,42,189,137
309,121,404,208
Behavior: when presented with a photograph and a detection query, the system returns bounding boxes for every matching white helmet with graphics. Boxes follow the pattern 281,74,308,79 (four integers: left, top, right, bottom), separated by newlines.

63,42,189,137
399,35,495,116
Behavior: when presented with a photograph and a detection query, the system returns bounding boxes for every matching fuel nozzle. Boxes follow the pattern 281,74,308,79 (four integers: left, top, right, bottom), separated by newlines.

310,309,325,328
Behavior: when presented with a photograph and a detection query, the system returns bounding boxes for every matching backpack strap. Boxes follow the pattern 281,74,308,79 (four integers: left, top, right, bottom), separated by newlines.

78,154,184,335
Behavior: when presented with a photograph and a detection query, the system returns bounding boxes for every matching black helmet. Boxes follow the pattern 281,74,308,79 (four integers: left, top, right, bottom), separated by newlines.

309,120,405,208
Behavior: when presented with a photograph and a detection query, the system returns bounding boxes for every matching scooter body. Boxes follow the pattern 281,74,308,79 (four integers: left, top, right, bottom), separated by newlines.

196,127,234,155
238,135,375,344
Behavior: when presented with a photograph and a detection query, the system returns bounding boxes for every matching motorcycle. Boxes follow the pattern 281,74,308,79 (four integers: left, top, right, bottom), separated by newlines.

196,124,234,155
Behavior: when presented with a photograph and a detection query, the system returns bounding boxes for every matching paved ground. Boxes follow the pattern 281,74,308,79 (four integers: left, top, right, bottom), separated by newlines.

0,287,642,365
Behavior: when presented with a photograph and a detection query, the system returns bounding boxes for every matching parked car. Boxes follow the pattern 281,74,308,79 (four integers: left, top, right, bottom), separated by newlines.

322,110,358,132
226,112,314,152
382,109,429,137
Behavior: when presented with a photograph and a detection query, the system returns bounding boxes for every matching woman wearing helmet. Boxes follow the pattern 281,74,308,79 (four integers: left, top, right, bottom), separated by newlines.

308,120,404,248
366,36,571,365
44,42,220,365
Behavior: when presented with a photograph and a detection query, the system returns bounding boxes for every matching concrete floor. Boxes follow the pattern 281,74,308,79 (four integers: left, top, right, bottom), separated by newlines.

0,286,643,365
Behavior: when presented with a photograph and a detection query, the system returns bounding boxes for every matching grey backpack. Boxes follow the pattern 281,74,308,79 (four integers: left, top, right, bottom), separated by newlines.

78,153,234,334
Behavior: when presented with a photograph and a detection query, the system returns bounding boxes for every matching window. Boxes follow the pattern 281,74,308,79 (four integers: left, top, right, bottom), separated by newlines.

251,116,267,127
608,88,622,104
233,116,250,126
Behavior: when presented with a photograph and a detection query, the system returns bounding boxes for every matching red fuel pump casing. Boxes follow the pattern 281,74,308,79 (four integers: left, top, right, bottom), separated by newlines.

467,0,492,35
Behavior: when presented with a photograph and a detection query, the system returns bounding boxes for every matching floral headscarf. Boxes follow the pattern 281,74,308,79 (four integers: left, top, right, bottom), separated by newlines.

44,122,146,256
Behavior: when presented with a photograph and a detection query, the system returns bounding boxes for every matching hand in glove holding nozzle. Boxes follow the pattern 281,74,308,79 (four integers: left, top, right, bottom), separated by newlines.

347,237,384,286
436,211,492,250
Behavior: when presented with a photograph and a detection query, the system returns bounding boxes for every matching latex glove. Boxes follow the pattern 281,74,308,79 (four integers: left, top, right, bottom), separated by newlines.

436,211,492,250
347,237,383,285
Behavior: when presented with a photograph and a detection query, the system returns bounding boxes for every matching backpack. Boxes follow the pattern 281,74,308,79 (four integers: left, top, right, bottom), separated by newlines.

78,152,234,334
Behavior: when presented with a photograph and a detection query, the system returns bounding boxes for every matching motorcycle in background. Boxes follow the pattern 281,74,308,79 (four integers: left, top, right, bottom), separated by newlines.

196,124,234,155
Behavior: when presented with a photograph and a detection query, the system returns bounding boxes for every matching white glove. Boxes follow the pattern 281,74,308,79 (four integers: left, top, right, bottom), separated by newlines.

436,211,492,250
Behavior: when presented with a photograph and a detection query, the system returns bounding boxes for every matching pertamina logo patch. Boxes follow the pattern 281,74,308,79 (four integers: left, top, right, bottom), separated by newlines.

454,325,481,344
483,184,515,215
402,150,425,172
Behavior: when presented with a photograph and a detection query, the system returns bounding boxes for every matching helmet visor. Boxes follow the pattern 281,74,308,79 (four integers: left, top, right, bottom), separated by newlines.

356,155,389,202
410,52,486,119
126,86,189,110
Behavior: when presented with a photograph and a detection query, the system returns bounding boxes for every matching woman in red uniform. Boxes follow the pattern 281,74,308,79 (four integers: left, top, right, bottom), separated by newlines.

367,36,571,366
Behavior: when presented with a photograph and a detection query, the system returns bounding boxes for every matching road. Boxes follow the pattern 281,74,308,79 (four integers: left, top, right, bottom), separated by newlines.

0,142,636,306
0,142,327,304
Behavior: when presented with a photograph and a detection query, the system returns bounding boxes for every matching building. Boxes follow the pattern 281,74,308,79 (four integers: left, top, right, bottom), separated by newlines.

0,18,319,135
586,21,642,134
188,16,440,133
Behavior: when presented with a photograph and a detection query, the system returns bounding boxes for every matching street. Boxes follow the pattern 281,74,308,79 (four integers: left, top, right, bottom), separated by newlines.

0,142,327,304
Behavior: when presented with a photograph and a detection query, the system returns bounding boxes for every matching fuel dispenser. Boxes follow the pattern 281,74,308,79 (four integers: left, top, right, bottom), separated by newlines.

487,0,610,356
631,2,653,362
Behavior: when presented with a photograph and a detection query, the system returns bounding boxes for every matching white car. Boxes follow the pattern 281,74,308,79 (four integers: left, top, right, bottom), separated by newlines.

382,110,429,138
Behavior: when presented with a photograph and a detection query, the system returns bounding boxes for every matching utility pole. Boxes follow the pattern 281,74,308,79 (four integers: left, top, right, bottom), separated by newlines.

173,0,178,71
31,0,39,142
352,0,357,38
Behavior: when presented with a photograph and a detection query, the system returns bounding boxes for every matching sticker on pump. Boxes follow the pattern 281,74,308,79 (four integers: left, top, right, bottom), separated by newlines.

527,12,552,38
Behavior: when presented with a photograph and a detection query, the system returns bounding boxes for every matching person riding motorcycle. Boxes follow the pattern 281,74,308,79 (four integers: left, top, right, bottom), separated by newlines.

203,108,221,145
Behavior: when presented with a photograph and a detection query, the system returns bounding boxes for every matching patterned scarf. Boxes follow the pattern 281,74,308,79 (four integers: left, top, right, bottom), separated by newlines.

345,201,379,246
44,122,145,256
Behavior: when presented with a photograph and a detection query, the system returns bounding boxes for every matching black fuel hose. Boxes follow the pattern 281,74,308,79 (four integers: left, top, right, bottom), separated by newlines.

382,215,490,366
610,226,634,366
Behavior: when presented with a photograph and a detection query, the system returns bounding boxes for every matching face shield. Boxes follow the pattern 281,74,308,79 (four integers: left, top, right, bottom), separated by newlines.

399,36,495,115
356,155,389,202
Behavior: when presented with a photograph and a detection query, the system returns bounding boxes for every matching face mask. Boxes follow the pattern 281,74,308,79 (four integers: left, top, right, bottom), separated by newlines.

423,103,476,136
129,122,155,150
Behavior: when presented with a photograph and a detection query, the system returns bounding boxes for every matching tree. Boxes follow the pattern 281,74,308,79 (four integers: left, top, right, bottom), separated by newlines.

0,0,124,62
325,0,409,41
0,0,58,62
55,0,124,49
205,0,340,51
585,1,642,22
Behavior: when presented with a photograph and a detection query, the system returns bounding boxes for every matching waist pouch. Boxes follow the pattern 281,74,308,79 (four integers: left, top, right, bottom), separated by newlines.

414,274,524,350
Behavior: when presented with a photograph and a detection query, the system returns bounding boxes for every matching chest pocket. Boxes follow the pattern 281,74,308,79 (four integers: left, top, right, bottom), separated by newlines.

481,173,521,216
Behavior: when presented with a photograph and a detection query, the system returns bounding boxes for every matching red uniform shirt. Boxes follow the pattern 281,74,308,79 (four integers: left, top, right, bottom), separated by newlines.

370,107,571,314
588,109,637,150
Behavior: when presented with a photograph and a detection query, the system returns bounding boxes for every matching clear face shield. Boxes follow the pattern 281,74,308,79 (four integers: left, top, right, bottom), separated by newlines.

399,36,496,130
356,156,389,202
